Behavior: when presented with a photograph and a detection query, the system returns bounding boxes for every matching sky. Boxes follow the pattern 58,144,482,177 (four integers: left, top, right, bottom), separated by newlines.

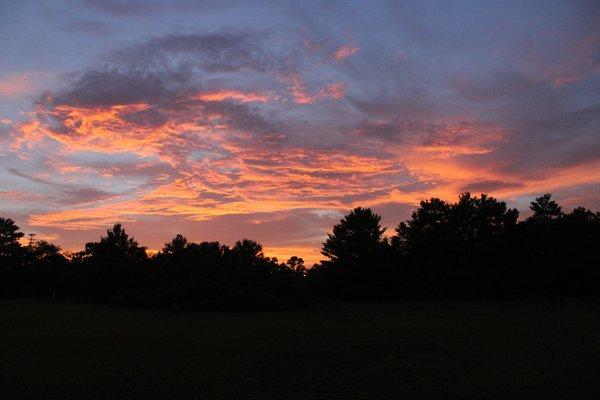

1,0,599,264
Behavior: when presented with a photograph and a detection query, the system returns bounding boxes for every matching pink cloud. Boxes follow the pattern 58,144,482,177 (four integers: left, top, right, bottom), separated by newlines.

278,63,346,104
333,44,359,62
318,82,346,100
0,72,53,98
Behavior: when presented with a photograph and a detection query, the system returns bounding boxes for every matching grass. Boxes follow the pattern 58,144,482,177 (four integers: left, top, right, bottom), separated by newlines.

1,297,599,399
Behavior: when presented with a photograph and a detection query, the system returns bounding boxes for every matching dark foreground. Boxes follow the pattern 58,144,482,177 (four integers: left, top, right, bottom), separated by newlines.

1,298,599,399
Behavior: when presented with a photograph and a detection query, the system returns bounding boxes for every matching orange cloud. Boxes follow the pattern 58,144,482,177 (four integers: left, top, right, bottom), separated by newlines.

18,96,599,240
15,100,577,235
193,90,270,103
285,74,346,104
278,59,347,104
25,145,408,230
10,66,599,263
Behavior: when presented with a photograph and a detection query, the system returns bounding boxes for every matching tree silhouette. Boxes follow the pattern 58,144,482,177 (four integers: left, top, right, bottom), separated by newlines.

81,223,148,301
0,218,25,296
513,197,600,295
314,207,390,298
394,198,452,262
86,223,147,260
286,256,306,276
233,239,264,261
1,190,599,307
393,194,520,298
451,192,519,245
322,207,386,269
0,217,24,259
24,240,69,299
162,234,188,255
528,193,563,222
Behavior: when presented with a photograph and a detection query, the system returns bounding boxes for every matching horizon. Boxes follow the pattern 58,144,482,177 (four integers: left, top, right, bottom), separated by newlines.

1,0,599,266
5,191,591,265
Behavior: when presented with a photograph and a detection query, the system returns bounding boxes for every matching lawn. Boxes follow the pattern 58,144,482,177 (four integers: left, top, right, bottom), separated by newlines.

1,297,599,399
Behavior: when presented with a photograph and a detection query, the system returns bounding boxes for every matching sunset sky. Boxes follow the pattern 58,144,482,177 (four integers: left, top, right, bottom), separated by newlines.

1,0,599,264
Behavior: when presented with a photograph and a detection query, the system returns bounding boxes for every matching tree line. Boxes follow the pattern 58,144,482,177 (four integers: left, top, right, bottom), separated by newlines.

1,193,598,310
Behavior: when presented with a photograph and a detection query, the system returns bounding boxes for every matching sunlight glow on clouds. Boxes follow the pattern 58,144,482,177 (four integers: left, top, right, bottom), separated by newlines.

333,44,359,62
1,0,599,264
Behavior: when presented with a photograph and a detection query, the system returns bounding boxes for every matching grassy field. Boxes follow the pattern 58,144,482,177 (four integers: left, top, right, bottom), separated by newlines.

1,298,599,399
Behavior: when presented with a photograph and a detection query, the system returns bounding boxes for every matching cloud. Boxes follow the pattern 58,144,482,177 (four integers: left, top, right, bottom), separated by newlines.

8,168,116,205
0,72,54,99
50,69,176,107
193,90,270,103
459,180,524,194
278,60,347,104
333,43,359,62
4,4,600,262
111,32,273,73
452,71,541,103
80,0,233,17
81,0,168,16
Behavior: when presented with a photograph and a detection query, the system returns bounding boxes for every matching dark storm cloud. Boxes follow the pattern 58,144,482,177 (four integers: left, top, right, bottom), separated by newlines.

81,0,168,16
120,106,169,128
50,69,179,107
355,121,400,140
41,29,278,109
81,0,234,17
201,100,283,136
111,32,273,73
34,29,289,145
